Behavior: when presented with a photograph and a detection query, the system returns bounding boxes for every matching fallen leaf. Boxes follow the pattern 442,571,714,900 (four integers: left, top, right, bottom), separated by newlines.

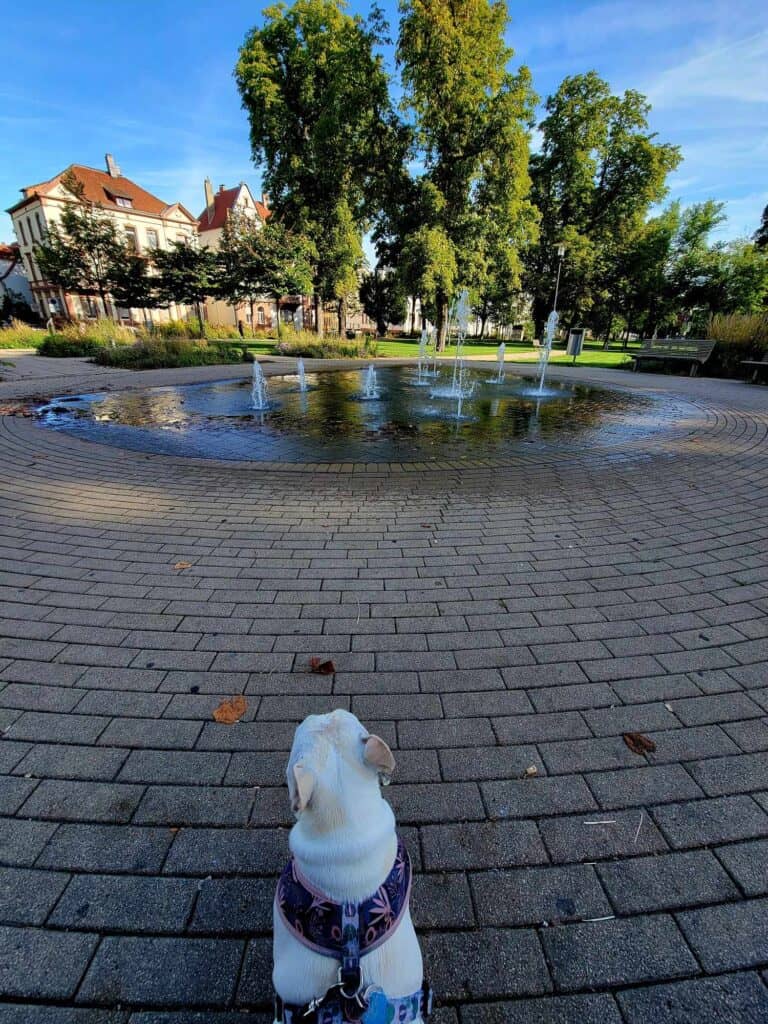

309,657,336,675
523,765,538,778
623,731,656,755
213,695,247,724
173,561,192,570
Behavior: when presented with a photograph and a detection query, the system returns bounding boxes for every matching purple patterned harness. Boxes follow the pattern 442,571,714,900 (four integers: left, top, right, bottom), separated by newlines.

274,836,432,1023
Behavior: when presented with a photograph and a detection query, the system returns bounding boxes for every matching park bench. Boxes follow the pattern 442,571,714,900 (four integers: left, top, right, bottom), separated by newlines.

631,337,716,376
741,351,768,383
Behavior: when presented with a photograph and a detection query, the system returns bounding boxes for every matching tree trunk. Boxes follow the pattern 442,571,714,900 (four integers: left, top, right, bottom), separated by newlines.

249,299,256,337
478,300,489,341
275,296,283,340
436,297,449,352
98,287,112,321
337,296,346,336
196,302,205,338
408,296,416,335
314,294,324,337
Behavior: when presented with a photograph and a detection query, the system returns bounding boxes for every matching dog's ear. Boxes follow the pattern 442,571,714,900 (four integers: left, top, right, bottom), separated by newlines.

363,734,396,780
289,763,315,814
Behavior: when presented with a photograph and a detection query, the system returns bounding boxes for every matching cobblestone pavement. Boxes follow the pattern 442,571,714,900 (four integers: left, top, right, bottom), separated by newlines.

0,356,767,1023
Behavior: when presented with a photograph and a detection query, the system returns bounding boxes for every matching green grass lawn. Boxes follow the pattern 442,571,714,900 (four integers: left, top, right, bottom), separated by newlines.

374,338,635,370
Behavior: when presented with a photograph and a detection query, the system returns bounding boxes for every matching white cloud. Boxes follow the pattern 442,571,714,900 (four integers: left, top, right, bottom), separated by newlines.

645,30,768,107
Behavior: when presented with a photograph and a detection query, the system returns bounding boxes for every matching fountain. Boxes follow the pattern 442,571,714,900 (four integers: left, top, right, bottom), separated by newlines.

494,342,506,384
537,311,558,395
251,360,269,410
415,329,430,386
296,357,308,393
361,362,380,400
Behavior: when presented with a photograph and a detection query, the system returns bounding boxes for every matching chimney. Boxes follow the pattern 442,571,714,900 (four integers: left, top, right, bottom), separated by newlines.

219,184,226,194
105,154,121,178
204,178,215,224
261,193,270,208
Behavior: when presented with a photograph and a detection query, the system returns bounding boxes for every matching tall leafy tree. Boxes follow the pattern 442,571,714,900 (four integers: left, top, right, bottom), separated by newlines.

35,171,124,319
110,254,159,321
359,266,407,336
151,241,218,337
526,71,681,336
397,0,538,348
236,0,395,336
216,211,315,337
754,205,768,250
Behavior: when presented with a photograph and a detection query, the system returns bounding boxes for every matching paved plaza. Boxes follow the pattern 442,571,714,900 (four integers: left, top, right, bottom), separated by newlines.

0,354,767,1023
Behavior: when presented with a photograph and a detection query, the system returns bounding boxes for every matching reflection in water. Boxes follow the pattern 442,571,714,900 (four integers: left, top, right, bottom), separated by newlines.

38,366,656,464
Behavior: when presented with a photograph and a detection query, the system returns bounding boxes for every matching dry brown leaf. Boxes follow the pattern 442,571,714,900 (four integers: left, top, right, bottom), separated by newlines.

309,657,336,675
173,561,192,570
623,731,656,756
213,695,247,724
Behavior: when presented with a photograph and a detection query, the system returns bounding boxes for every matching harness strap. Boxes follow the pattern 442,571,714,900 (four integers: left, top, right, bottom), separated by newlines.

275,981,433,1023
340,900,361,996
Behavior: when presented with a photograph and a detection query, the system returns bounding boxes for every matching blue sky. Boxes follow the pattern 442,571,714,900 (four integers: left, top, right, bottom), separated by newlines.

2,0,766,247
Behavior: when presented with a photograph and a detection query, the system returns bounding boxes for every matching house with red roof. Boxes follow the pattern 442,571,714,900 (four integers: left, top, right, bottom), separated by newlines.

6,154,198,323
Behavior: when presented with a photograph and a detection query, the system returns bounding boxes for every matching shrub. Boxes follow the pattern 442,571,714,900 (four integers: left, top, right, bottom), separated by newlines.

707,313,768,377
0,318,45,349
39,336,107,357
57,318,136,345
92,338,244,370
275,330,379,359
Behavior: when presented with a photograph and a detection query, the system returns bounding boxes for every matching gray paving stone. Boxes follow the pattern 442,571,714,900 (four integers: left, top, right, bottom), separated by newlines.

617,973,768,1024
98,719,203,750
598,848,738,913
0,1006,128,1023
687,751,768,796
422,928,552,998
0,775,38,814
411,872,475,928
132,785,253,827
118,750,231,786
482,775,597,819
645,724,741,762
541,914,698,991
0,816,57,866
0,866,70,925
233,936,273,1005
20,779,144,823
716,838,768,896
493,711,590,744
13,744,128,782
4,711,110,745
540,809,668,863
725,718,768,752
585,764,704,809
459,993,623,1024
163,826,288,876
77,936,243,1007
0,740,29,773
0,925,98,998
37,824,172,874
421,820,548,870
677,898,768,972
386,782,484,824
540,735,639,774
439,745,543,782
49,874,198,933
190,876,274,934
652,795,768,848
471,863,611,926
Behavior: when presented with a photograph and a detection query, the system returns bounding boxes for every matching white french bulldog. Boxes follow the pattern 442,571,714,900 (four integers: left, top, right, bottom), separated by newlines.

272,709,428,1023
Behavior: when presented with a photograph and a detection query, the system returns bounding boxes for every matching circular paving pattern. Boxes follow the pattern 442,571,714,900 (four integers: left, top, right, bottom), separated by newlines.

1,356,768,1023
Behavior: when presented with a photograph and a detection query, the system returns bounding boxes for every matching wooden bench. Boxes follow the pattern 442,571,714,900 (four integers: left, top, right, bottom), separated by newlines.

741,351,768,383
632,337,716,376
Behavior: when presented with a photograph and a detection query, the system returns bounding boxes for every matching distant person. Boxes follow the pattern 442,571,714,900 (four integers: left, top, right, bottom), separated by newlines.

238,319,245,338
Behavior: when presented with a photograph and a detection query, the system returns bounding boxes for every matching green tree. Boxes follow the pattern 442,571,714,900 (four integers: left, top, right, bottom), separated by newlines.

526,71,681,337
216,212,315,338
35,170,124,319
397,0,538,348
151,241,218,337
110,254,159,323
359,265,407,336
712,241,768,314
754,205,768,250
236,0,394,336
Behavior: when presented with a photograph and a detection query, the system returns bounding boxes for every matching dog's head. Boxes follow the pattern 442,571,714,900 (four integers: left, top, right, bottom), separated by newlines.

286,709,395,819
